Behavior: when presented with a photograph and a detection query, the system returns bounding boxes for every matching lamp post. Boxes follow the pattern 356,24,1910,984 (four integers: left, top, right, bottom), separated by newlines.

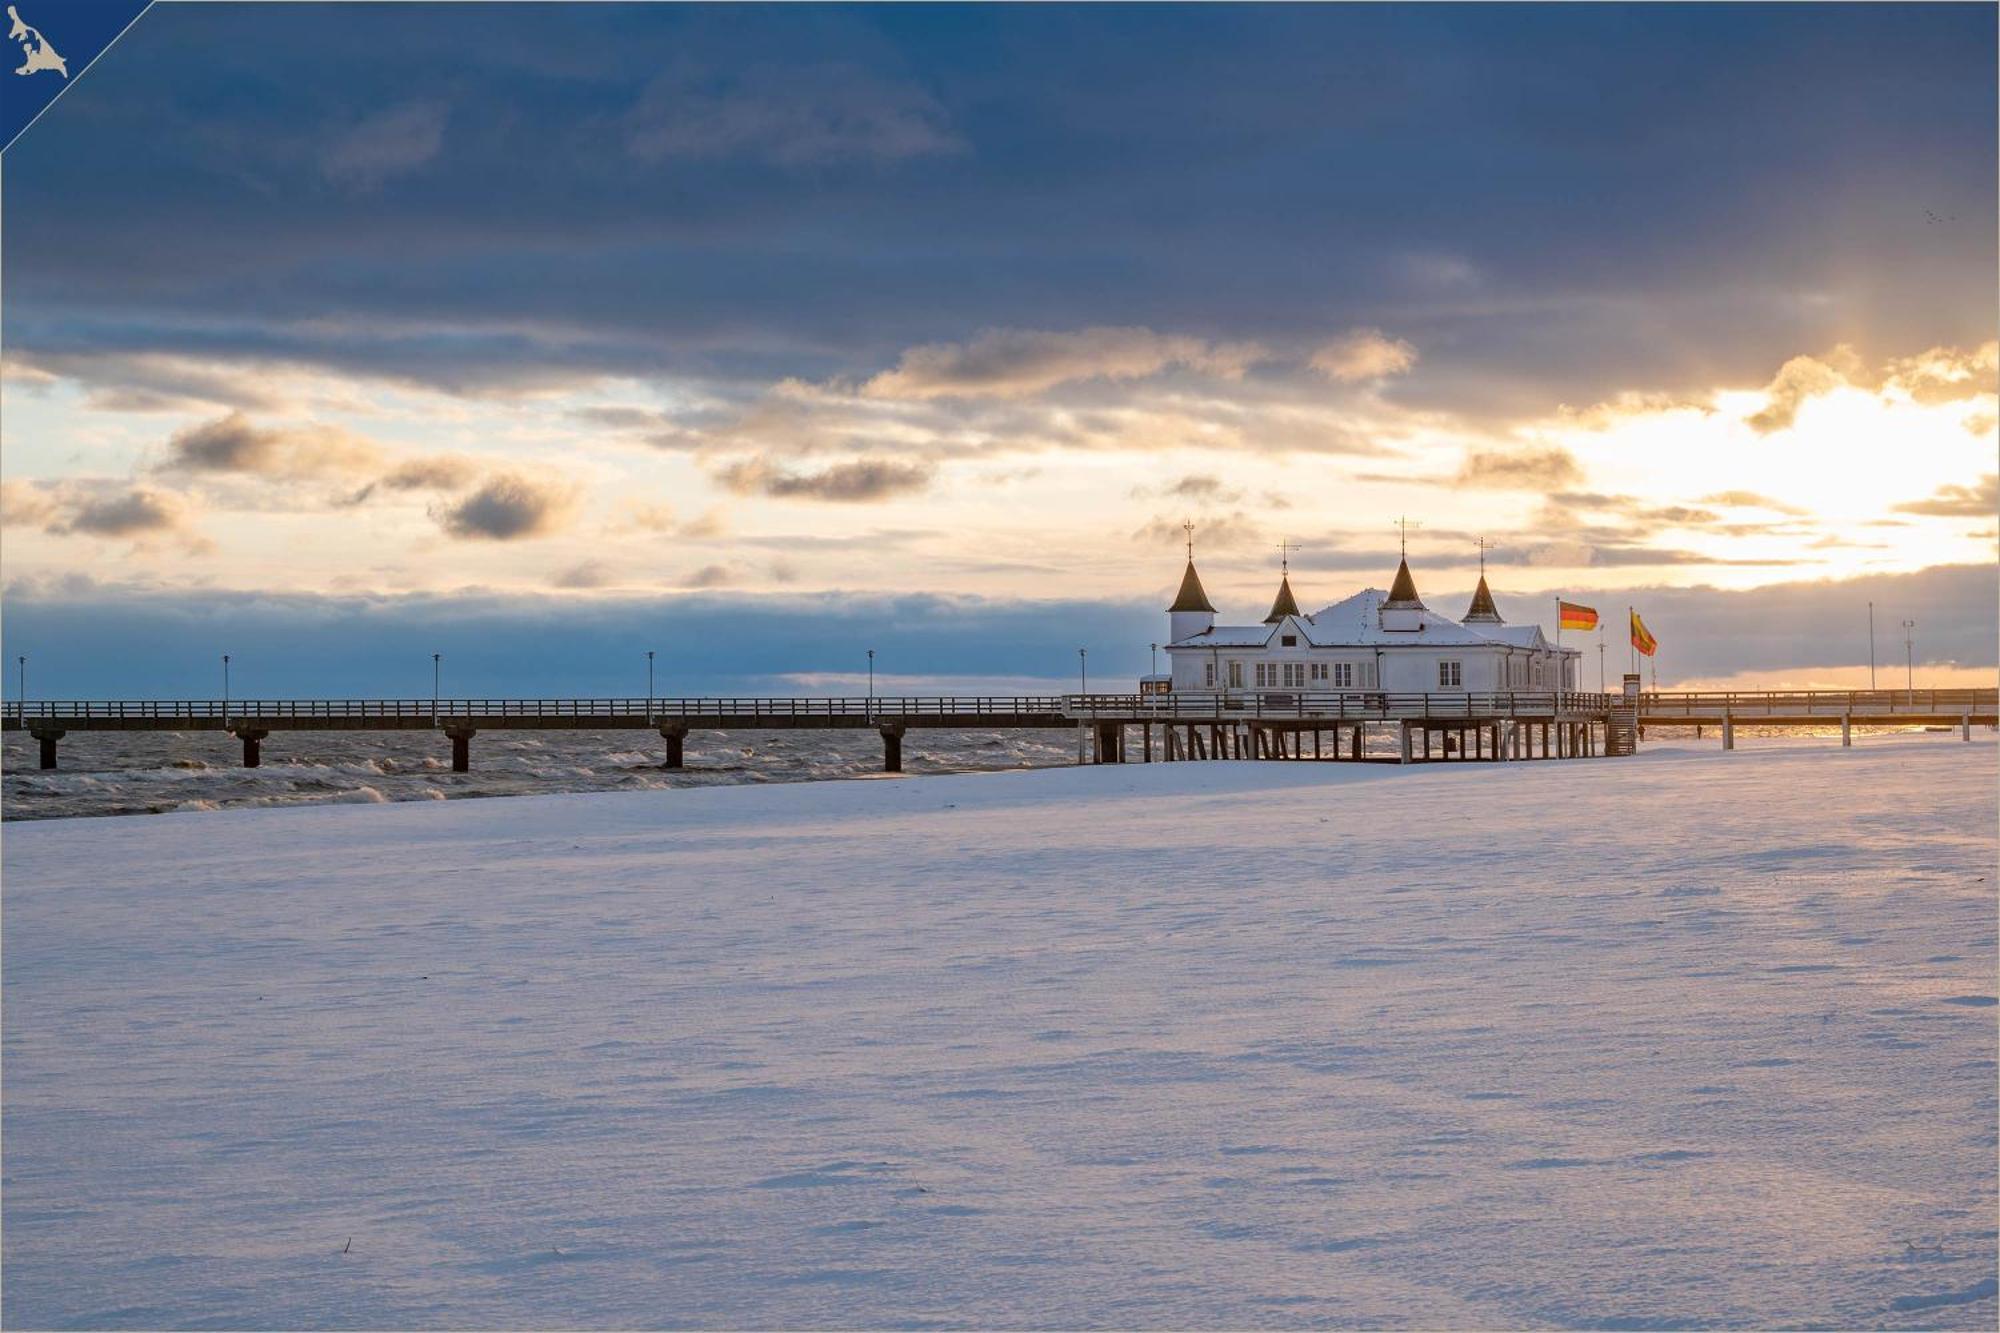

15,655,23,720
1868,601,1877,691
222,653,231,728
1901,619,1916,696
866,649,875,721
432,652,442,724
1079,647,1087,696
646,649,656,724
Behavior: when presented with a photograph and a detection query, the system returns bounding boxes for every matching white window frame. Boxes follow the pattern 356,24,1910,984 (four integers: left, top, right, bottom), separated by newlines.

1204,661,1216,688
1333,662,1354,688
1439,660,1463,688
1228,661,1244,689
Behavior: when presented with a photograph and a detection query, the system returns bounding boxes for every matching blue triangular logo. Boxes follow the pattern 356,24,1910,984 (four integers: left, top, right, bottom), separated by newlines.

2,1,151,154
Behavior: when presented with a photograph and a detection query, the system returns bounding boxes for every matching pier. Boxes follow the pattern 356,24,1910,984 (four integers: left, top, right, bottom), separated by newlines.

10,686,1987,774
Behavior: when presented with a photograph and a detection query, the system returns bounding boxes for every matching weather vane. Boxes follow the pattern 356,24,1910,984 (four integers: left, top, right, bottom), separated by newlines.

1183,519,1195,561
1396,516,1421,557
1274,539,1299,573
1473,535,1493,575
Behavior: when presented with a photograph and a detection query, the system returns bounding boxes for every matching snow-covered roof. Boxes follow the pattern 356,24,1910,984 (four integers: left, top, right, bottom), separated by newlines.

1168,587,1579,653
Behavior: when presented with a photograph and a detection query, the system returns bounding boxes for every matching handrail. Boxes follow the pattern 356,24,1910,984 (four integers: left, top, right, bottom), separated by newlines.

4,688,1990,725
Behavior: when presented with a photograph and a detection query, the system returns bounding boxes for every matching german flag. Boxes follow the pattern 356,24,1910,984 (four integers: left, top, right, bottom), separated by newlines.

1558,600,1598,631
1631,610,1658,657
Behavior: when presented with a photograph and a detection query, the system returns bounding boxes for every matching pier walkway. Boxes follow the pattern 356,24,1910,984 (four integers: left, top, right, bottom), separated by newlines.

4,688,1990,772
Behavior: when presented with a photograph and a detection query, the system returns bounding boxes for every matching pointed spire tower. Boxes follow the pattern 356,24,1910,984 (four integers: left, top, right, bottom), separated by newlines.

1167,521,1217,642
1462,537,1503,624
1264,540,1302,624
1380,517,1426,631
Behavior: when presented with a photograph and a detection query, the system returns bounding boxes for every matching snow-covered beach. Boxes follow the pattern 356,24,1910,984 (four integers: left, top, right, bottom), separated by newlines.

4,737,1994,1329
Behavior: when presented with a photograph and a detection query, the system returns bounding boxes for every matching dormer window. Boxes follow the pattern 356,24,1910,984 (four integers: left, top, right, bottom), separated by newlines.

1281,634,1297,646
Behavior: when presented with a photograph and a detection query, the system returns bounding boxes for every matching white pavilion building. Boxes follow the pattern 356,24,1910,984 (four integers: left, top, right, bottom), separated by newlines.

1157,550,1581,695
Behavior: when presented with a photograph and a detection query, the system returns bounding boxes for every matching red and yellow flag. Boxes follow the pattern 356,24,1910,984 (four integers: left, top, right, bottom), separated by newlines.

1558,600,1598,631
1630,610,1658,657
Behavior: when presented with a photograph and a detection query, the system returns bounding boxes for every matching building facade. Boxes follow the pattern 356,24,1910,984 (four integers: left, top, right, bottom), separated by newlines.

1161,554,1581,695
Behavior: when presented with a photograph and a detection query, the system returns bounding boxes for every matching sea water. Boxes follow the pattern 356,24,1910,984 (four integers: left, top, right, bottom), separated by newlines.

0,726,1086,821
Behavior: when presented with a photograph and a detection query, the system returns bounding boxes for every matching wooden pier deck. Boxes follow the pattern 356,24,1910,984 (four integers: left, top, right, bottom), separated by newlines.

3,688,1989,773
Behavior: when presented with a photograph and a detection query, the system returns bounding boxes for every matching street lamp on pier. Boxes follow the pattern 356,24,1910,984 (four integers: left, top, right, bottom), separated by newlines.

222,654,231,728
1079,647,1088,696
866,649,875,720
15,655,24,720
1901,619,1916,696
646,649,656,720
432,652,442,724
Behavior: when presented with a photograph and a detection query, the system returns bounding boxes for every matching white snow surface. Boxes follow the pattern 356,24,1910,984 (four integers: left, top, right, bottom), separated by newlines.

4,737,1995,1329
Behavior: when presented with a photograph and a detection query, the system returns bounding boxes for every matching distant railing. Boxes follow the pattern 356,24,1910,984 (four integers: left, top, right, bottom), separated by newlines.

3,696,1069,723
13,688,1984,728
1639,689,1998,716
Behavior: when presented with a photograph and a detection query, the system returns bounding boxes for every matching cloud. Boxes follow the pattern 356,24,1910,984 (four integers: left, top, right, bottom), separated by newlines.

626,62,961,166
1308,329,1417,382
63,489,196,539
434,474,578,540
1455,446,1582,489
1892,474,1998,518
1883,341,1999,406
1745,347,1864,434
861,327,1262,400
159,412,380,478
1132,510,1260,550
322,101,448,190
684,564,734,589
717,456,934,502
1699,490,1808,515
4,479,208,549
553,560,615,589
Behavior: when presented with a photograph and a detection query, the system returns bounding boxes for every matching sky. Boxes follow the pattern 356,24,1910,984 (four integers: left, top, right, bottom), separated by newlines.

2,3,1995,696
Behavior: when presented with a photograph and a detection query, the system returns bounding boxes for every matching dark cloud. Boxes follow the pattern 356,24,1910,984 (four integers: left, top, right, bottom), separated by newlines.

159,412,378,478
5,6,1988,412
1892,474,1997,518
716,456,934,502
625,61,962,166
322,101,448,190
434,474,577,539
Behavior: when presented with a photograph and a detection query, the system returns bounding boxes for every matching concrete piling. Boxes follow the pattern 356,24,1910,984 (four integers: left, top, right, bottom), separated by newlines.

444,724,477,773
880,723,905,773
659,721,688,769
31,727,62,770
237,728,268,768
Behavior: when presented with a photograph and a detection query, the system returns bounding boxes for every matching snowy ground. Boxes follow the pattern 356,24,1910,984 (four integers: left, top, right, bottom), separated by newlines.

4,736,1995,1329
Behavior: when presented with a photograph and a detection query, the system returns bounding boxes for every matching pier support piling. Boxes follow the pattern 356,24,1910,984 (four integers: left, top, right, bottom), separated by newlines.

30,727,63,770
1841,714,1851,747
236,728,268,768
880,724,905,773
444,724,477,773
659,721,688,769
1721,714,1734,751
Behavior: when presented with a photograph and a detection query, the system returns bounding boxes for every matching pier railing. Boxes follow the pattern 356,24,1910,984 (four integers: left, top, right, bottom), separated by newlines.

1640,689,1997,718
4,690,1616,725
